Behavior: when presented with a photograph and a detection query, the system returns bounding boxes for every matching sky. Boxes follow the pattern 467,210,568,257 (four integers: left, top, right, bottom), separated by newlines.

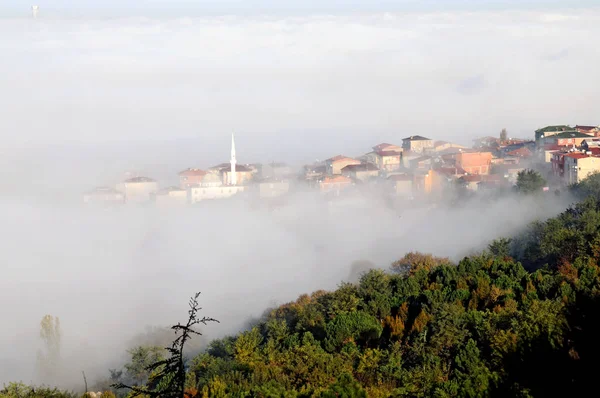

1,5,599,198
2,0,599,17
0,0,599,389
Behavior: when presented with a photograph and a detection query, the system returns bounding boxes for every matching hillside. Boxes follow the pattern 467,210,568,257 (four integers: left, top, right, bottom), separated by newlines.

182,181,600,397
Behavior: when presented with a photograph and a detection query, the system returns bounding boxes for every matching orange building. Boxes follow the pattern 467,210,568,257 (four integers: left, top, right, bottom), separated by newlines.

319,175,352,193
455,152,493,175
179,168,207,189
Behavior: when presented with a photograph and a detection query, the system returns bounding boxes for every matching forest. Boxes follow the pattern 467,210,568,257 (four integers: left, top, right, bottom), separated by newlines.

5,172,600,397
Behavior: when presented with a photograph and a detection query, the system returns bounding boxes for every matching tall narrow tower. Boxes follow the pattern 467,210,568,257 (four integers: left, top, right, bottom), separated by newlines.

32,5,39,19
230,134,237,186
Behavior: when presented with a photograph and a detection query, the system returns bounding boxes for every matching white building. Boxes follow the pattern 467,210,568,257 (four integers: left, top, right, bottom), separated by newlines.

154,187,187,206
83,187,125,205
116,177,158,204
188,135,246,203
189,185,246,203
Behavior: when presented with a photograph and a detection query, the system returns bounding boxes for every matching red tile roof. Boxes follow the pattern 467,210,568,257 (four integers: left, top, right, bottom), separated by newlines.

576,125,597,131
179,168,207,176
506,147,532,157
564,153,589,159
373,143,397,151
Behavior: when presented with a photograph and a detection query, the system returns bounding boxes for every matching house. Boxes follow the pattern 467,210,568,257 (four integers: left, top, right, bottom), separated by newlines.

372,143,403,153
551,152,567,178
319,175,352,194
433,166,467,180
116,177,158,204
491,164,524,184
563,153,600,184
575,125,599,136
341,163,380,181
366,143,403,171
179,168,206,189
582,139,600,150
83,187,125,205
325,155,361,175
433,141,466,152
261,162,293,179
402,135,434,154
387,174,413,198
454,152,493,175
303,163,327,183
210,163,254,185
542,131,590,147
258,179,290,198
473,136,500,149
535,125,574,144
541,144,564,163
189,185,246,203
154,187,187,206
409,155,433,169
505,147,532,158
459,174,506,191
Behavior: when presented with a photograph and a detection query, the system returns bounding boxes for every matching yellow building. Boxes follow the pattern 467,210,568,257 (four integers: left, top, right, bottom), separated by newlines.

564,153,600,184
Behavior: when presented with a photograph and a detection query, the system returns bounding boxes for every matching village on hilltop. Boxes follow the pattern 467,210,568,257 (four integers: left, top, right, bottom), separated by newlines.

83,124,600,206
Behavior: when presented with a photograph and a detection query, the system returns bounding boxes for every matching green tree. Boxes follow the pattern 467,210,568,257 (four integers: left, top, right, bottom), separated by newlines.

516,169,546,194
488,238,512,258
124,346,165,386
320,373,367,398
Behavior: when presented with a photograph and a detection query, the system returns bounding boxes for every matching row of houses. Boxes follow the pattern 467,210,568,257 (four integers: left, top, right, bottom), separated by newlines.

302,134,539,198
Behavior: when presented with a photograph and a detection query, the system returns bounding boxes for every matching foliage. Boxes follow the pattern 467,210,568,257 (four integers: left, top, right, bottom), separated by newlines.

516,169,546,194
390,251,451,275
123,346,165,386
499,128,507,142
113,292,218,397
37,315,61,383
0,382,76,398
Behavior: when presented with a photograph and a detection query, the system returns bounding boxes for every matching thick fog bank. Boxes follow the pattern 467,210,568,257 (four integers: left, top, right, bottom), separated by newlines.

0,191,569,386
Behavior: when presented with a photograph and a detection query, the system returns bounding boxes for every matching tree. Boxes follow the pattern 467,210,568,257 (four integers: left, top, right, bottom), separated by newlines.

320,373,367,398
500,128,508,142
488,238,512,258
390,252,451,275
37,315,61,382
516,169,546,194
113,292,218,397
124,346,165,386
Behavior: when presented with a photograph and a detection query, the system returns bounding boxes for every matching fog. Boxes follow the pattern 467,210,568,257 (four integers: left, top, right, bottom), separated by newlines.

0,5,597,389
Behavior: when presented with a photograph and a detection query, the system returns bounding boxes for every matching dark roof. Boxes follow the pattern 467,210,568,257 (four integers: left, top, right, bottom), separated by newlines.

125,177,155,183
212,163,254,172
535,125,573,134
403,135,431,141
549,131,591,139
342,163,379,172
576,125,597,131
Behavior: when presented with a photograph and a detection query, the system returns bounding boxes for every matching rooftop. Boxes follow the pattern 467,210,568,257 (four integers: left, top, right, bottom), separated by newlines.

403,135,431,141
376,150,402,157
535,125,573,134
179,168,206,176
576,125,598,131
550,131,591,139
342,163,380,172
125,176,155,183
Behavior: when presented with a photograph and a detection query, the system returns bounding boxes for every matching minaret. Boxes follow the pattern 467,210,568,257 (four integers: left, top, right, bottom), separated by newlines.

230,134,237,185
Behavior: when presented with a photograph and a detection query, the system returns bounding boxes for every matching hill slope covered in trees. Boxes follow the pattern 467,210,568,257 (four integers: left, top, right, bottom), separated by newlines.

182,178,600,397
